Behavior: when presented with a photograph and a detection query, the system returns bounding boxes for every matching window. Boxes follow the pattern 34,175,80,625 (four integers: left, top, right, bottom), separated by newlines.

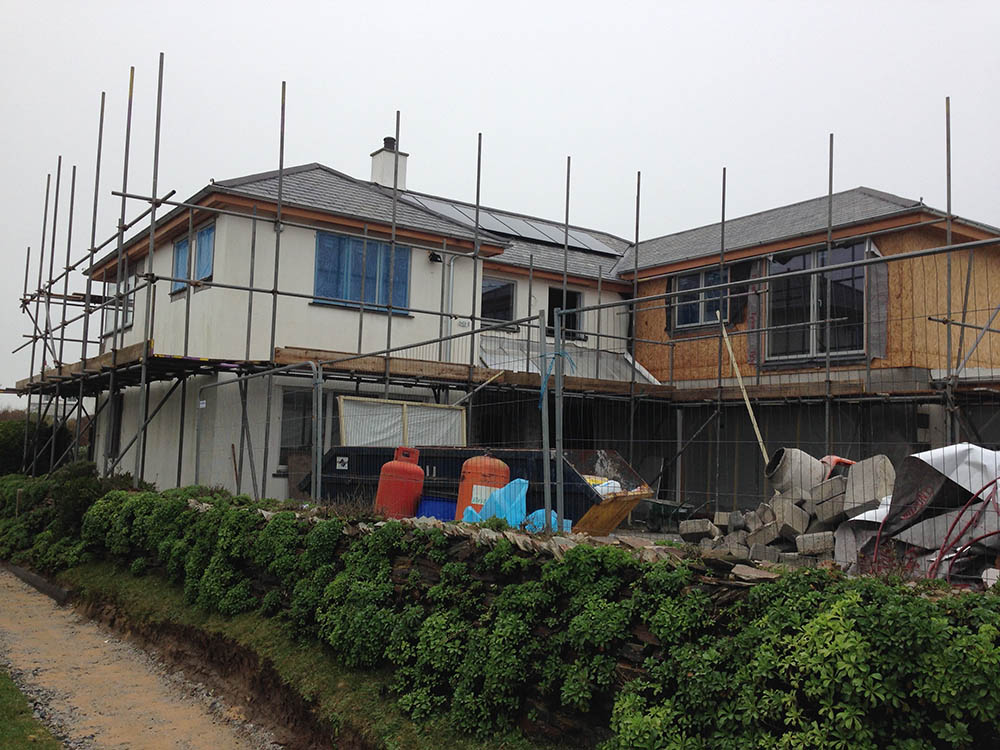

103,259,135,335
481,277,515,322
171,224,214,293
674,268,729,328
279,388,336,467
546,287,582,337
171,238,188,293
314,231,410,309
767,241,866,359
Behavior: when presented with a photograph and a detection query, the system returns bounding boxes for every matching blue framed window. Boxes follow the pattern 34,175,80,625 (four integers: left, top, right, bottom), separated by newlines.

171,238,189,292
171,224,214,293
195,224,214,281
314,231,410,309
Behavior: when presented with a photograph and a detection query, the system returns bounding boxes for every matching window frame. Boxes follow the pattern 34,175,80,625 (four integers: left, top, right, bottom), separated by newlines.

277,386,337,471
102,258,136,337
313,230,411,312
765,239,869,362
170,222,215,295
546,287,584,339
672,267,731,329
480,276,517,323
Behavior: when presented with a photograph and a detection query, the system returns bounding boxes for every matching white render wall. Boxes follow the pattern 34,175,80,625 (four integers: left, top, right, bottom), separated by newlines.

104,214,481,361
104,214,629,363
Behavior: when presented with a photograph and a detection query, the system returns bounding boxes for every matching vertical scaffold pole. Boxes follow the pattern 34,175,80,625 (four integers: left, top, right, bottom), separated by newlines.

134,52,164,487
538,308,552,532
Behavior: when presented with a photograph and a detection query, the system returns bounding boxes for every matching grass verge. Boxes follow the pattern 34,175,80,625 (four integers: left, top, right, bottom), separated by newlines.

0,669,62,750
57,562,552,750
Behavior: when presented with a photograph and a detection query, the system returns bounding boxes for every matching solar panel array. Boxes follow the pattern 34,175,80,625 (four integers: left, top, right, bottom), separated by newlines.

401,193,622,257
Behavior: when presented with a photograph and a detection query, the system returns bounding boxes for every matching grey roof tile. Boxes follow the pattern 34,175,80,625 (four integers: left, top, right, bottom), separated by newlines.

214,163,493,245
614,187,927,275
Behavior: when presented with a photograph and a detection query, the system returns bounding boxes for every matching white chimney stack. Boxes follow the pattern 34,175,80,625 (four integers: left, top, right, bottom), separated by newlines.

370,136,408,190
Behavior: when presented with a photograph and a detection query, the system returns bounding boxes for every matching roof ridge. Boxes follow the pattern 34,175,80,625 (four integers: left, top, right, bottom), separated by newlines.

213,162,327,188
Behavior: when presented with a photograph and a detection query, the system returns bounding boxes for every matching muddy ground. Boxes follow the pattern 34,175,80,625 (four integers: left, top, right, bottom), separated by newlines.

0,568,283,750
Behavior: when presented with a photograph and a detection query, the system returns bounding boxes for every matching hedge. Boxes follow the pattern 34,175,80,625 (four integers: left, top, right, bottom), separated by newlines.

2,464,1000,748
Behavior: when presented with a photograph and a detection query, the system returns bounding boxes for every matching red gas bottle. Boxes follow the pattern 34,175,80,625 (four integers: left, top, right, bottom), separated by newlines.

455,454,510,520
375,447,424,519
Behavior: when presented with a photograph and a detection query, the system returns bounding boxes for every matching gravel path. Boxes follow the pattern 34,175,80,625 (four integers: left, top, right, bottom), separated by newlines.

0,569,281,750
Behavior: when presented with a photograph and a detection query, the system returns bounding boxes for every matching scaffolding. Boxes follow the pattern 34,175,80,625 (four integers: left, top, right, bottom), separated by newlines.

13,55,1000,524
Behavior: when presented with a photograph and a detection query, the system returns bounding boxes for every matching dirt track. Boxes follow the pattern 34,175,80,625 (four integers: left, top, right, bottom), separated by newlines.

0,569,278,750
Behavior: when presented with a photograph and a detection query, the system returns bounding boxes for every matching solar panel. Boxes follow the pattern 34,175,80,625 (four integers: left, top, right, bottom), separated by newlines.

493,215,564,244
569,230,621,256
400,194,477,228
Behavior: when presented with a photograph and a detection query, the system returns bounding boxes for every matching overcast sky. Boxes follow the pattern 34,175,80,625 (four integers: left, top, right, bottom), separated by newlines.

2,0,999,404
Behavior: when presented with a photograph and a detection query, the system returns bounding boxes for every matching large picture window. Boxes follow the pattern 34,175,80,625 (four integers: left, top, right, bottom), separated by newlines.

314,232,410,310
674,268,728,328
767,241,866,359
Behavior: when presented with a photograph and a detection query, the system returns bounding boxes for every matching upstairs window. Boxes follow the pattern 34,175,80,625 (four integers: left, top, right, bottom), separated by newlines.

674,268,729,328
103,259,136,335
481,277,515,322
767,241,866,359
314,231,410,310
171,223,215,293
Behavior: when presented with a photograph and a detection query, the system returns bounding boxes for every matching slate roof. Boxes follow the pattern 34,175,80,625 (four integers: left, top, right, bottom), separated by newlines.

213,163,496,246
614,187,928,275
398,189,629,281
212,164,629,280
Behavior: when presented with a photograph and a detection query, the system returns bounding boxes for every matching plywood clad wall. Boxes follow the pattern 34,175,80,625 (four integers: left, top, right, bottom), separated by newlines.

632,227,1000,384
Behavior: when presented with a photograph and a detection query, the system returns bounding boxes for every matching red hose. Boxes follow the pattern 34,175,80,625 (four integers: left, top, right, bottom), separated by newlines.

927,479,1000,579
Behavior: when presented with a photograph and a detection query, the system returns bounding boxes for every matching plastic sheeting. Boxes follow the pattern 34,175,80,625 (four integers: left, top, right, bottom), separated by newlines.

462,478,572,532
338,396,465,447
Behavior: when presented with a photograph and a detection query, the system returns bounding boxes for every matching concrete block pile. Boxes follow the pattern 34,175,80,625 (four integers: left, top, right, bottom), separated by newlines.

683,452,896,570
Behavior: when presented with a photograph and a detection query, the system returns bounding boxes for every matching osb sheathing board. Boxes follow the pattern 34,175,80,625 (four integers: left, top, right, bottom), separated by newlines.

633,228,1000,384
879,228,1000,372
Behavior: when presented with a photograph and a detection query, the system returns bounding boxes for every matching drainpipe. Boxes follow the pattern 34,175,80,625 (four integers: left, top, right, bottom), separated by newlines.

443,254,458,362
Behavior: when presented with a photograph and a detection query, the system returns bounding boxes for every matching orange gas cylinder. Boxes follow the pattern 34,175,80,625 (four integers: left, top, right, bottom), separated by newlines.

375,447,424,519
455,454,510,520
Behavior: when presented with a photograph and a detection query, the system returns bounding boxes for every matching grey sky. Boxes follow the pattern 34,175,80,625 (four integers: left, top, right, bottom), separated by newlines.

2,0,999,403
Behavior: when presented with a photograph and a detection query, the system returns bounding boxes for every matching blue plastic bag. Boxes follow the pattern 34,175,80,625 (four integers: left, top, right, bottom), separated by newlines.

462,479,572,532
524,508,572,533
462,478,528,526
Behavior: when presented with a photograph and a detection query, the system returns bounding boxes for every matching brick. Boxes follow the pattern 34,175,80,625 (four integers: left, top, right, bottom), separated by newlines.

845,455,895,516
774,487,811,508
795,531,835,555
811,476,847,503
746,522,780,547
805,516,835,534
771,496,810,539
732,564,780,581
756,503,776,526
779,552,817,569
750,543,781,563
724,530,749,547
728,511,747,532
679,518,721,543
815,493,846,524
